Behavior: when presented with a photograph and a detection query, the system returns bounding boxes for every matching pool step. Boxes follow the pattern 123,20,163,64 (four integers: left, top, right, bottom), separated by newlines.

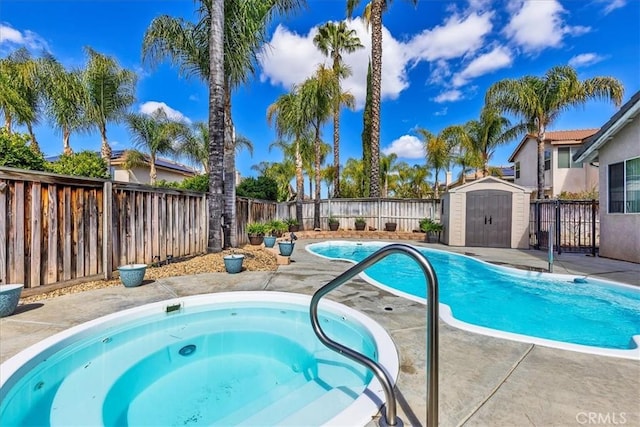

235,380,328,426
213,374,309,426
277,386,358,426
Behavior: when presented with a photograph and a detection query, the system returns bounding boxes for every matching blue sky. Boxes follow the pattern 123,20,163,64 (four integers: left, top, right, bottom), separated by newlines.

1,0,639,183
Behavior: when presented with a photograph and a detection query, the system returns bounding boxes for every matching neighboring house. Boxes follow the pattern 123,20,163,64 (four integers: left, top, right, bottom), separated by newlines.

451,166,515,188
574,91,640,264
110,150,198,184
509,129,599,198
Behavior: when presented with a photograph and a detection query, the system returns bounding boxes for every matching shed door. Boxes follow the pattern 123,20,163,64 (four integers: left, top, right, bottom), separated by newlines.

465,190,512,248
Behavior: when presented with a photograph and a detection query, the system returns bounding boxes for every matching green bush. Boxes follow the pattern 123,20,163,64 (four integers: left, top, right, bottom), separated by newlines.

419,217,444,233
0,128,46,171
236,176,278,201
267,219,287,235
180,174,209,192
47,151,109,178
246,222,267,235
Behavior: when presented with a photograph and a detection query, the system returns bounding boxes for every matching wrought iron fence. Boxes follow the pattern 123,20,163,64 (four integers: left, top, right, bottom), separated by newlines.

530,199,599,255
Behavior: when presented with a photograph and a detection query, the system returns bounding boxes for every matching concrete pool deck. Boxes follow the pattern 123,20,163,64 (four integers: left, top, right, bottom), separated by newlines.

1,238,639,426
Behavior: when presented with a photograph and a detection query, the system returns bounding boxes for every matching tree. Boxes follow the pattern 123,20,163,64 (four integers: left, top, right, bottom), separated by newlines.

125,108,185,185
142,0,305,247
340,157,366,197
379,152,398,197
361,60,372,197
0,127,46,170
236,176,279,200
417,128,450,199
41,57,87,155
83,47,136,165
47,151,109,178
251,160,296,202
347,0,418,197
486,65,623,199
313,21,363,197
299,65,334,229
267,91,308,227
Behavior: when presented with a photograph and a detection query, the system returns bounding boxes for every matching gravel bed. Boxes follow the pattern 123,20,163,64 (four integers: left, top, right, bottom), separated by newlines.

21,246,277,303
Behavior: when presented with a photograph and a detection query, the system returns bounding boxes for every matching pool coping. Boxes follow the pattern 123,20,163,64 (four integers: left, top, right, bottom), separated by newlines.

305,240,640,360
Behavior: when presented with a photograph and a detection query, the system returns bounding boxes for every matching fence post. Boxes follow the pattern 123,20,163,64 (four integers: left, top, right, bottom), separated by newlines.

591,199,597,257
555,200,562,255
535,201,541,249
103,181,113,280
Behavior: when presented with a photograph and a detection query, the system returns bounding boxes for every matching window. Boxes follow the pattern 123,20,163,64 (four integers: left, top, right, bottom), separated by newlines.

557,147,583,169
544,150,551,171
515,161,520,179
609,157,640,213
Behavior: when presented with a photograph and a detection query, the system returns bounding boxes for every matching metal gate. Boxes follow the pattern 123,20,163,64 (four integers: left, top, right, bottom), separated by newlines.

530,200,599,254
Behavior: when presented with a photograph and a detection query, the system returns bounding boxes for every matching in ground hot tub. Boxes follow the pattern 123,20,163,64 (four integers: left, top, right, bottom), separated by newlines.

0,291,398,426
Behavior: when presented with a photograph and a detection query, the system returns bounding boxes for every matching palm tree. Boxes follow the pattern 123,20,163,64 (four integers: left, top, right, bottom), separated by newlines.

125,108,185,185
143,0,305,248
299,65,334,229
0,48,45,153
41,57,87,154
340,157,366,197
417,128,450,199
0,58,32,134
83,47,136,165
347,0,418,197
267,91,308,227
313,21,363,197
251,160,296,202
379,152,398,197
486,65,623,199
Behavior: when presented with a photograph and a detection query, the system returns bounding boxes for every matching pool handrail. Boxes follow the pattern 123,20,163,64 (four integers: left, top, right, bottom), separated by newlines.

310,243,439,426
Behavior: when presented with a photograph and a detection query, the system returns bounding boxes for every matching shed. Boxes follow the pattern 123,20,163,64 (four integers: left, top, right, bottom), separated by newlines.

442,177,531,249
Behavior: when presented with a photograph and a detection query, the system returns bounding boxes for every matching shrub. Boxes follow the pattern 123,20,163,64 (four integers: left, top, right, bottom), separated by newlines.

355,216,366,225
180,174,209,192
419,217,444,233
328,216,339,224
47,151,110,178
246,222,267,235
267,219,287,235
0,128,46,171
236,176,278,200
284,217,299,226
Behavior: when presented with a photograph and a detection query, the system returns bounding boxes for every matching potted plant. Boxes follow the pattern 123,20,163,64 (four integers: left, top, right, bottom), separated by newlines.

354,216,367,231
117,264,147,288
285,217,299,232
278,239,295,256
267,219,287,237
223,253,244,274
385,222,397,232
246,222,266,245
420,217,444,243
328,216,340,231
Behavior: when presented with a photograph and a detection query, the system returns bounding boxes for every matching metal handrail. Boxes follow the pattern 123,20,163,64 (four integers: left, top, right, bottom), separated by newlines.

309,243,439,426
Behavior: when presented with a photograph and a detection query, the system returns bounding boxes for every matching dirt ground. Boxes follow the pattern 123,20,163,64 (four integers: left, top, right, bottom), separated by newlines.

21,245,278,303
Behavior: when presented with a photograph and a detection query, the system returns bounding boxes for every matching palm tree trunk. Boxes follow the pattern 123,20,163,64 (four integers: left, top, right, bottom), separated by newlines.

332,104,340,198
4,113,12,133
369,0,383,198
62,127,73,155
295,139,304,229
223,83,237,248
150,153,157,185
314,126,321,230
537,127,546,199
26,122,41,155
207,0,225,253
100,125,112,167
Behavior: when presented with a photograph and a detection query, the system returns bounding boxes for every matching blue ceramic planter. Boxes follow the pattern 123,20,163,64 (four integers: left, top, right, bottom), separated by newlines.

263,236,277,248
118,264,147,287
224,254,244,274
278,241,295,257
0,284,23,317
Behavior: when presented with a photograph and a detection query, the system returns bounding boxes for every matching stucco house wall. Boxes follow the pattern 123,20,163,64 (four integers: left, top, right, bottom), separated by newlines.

597,120,640,263
513,137,538,190
112,166,192,185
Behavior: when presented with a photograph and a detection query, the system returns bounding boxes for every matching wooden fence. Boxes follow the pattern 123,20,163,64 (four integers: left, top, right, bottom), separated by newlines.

278,198,440,232
0,167,207,289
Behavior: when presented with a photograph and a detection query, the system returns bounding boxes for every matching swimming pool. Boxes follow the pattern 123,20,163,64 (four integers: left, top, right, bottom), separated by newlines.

307,241,640,359
0,292,399,426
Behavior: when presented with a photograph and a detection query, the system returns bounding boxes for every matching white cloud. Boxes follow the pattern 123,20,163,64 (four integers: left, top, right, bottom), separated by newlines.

433,89,463,103
406,12,493,62
568,53,605,68
382,135,424,159
259,18,409,109
434,107,448,116
597,0,627,14
504,0,590,52
0,23,49,52
139,101,192,124
452,46,512,87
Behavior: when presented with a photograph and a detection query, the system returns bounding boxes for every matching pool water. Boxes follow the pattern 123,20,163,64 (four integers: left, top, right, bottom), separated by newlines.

0,294,393,426
307,241,640,352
